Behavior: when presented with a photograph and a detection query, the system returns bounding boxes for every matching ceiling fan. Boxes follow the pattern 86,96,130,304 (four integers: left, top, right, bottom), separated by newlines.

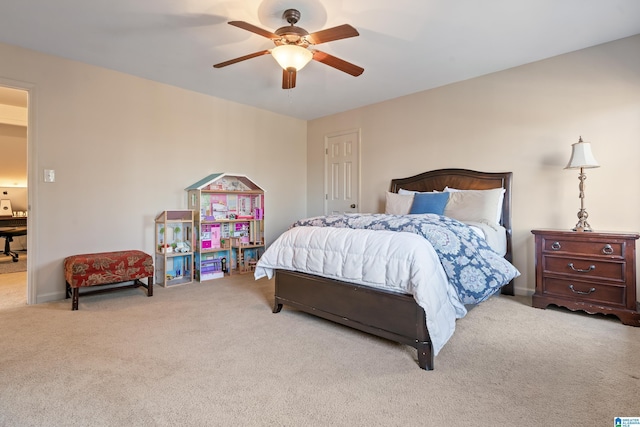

213,8,364,89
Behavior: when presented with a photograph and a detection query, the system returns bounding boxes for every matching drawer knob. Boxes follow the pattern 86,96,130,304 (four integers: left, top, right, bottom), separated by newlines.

551,241,561,250
569,284,596,295
568,262,595,273
602,244,614,255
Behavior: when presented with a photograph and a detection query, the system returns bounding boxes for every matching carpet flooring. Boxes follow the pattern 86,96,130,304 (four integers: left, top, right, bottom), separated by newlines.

0,274,639,426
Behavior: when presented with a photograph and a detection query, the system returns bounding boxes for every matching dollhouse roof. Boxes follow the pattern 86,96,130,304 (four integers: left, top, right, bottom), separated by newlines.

186,173,223,190
185,173,263,192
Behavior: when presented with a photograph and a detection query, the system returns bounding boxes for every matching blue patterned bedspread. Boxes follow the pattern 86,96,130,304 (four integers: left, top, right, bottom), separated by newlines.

293,214,519,305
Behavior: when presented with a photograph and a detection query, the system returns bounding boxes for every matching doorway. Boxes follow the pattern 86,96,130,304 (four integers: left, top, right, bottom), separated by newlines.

324,129,361,215
0,84,29,309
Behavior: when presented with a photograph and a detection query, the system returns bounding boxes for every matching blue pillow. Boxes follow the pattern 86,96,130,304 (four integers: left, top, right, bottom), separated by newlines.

409,192,449,215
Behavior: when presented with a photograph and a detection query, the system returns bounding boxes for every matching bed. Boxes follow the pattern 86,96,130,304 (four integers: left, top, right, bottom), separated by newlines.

255,168,517,370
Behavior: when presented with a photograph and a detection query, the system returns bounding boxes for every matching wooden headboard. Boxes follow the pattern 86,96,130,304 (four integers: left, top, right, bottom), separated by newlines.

390,168,514,295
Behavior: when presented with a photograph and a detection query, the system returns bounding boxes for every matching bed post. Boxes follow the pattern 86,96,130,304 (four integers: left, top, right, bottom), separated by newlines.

416,307,434,370
416,343,434,370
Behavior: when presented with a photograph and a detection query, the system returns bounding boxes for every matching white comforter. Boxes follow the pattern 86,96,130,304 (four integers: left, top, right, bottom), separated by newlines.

254,226,468,356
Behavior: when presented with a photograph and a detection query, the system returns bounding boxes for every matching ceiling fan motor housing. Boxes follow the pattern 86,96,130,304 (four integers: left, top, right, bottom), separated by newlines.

274,26,309,46
274,9,309,46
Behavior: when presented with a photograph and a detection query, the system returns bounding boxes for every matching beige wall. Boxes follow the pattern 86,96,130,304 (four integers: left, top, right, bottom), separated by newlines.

0,42,307,303
308,34,640,296
3,33,639,303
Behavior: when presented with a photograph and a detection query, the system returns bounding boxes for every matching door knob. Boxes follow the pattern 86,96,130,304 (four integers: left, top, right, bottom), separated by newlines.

350,204,356,209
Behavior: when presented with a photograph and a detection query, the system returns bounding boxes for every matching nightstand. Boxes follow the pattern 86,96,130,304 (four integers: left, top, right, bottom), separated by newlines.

532,229,640,326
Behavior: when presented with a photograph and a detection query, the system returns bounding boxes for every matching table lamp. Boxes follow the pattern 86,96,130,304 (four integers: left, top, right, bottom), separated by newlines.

565,136,599,232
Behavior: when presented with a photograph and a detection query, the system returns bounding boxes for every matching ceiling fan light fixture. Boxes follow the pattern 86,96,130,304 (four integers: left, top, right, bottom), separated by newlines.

271,45,313,71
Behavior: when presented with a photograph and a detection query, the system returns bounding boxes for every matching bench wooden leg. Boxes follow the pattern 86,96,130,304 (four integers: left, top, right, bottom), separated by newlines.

147,276,153,297
72,287,79,311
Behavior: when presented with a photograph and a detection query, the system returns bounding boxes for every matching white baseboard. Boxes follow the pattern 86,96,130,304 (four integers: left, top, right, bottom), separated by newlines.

35,291,66,304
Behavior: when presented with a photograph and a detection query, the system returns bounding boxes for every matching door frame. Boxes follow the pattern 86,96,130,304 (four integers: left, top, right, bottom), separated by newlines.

323,128,361,215
0,77,37,305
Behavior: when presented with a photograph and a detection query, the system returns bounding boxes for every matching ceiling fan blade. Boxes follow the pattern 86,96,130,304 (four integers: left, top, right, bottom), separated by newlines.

228,21,279,39
213,50,271,68
307,24,359,45
312,50,364,76
282,68,297,89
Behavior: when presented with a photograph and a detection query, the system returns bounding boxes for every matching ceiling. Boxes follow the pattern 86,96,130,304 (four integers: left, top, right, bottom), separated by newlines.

0,0,639,120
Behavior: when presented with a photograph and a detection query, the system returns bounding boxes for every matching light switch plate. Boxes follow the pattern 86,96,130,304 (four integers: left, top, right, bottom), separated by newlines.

44,169,55,183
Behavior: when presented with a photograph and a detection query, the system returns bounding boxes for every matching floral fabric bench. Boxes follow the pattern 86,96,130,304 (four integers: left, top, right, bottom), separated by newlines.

64,250,154,310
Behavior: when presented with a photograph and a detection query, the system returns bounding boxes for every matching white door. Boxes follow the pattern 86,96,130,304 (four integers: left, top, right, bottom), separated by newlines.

325,130,360,215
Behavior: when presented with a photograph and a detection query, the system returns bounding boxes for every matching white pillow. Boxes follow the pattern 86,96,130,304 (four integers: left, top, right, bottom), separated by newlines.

398,188,440,195
398,188,416,195
443,187,505,224
385,192,414,215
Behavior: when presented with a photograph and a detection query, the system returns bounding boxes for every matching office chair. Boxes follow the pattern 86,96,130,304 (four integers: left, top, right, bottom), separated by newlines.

1,227,27,262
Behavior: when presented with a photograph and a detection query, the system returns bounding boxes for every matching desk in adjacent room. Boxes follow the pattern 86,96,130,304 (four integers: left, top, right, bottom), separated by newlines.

0,216,27,262
0,217,27,227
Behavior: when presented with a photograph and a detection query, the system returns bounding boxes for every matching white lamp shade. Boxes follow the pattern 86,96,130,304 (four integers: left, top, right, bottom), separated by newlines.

565,138,599,169
271,45,313,71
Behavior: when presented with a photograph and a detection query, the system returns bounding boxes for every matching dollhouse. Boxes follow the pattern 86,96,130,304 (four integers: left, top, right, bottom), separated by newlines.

186,173,265,281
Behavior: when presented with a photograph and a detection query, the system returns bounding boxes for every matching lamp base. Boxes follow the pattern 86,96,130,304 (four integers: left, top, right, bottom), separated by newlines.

570,164,597,232
573,214,593,232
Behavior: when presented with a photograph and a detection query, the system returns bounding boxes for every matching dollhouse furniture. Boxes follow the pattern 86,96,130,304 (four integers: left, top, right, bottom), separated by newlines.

186,173,265,281
64,250,154,310
154,210,194,287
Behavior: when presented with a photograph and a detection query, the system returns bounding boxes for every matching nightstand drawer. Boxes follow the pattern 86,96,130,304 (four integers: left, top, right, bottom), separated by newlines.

543,256,624,282
543,239,623,257
543,278,625,306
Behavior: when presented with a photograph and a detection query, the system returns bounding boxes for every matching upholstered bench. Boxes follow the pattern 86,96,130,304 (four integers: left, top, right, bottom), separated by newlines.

64,250,154,310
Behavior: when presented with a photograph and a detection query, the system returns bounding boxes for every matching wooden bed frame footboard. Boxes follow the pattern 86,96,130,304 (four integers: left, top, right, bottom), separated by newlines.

273,270,434,370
